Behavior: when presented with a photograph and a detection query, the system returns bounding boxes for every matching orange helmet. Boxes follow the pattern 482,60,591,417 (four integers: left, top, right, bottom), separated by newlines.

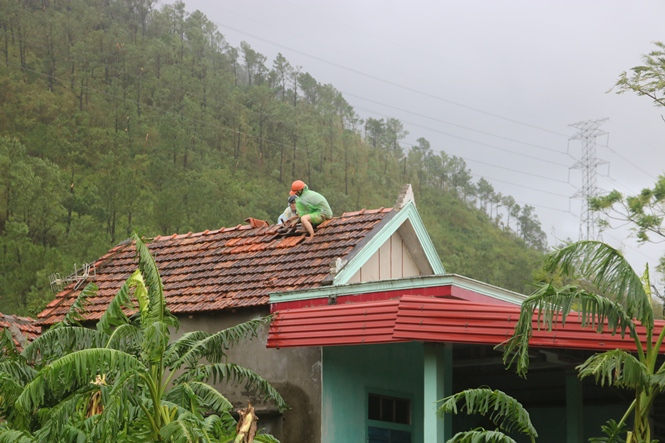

290,180,306,195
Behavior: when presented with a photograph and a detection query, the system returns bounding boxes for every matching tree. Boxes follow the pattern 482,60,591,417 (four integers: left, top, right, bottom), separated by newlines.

502,196,517,230
364,117,385,149
606,41,665,275
517,205,547,251
0,233,285,442
406,137,432,194
240,41,267,88
590,177,665,274
613,41,665,109
271,53,292,100
503,240,663,443
477,178,494,215
437,387,538,443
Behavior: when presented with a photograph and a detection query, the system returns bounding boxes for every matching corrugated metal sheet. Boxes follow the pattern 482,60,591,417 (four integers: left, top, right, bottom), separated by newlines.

268,300,403,348
394,296,658,352
268,295,664,353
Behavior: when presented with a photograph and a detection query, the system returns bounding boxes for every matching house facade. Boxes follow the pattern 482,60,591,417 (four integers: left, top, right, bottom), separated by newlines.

268,276,656,443
38,187,445,442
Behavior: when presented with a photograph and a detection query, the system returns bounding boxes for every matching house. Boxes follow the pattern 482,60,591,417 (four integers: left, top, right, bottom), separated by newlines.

0,312,40,352
37,185,656,442
268,278,661,443
38,185,443,442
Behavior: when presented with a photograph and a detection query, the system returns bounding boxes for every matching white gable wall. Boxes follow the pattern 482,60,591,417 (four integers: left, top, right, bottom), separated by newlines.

346,231,420,284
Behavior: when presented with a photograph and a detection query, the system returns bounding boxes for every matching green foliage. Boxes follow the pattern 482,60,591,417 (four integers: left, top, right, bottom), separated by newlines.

606,42,665,279
502,241,665,443
613,41,665,108
437,387,537,443
0,0,546,314
589,419,628,443
0,234,285,442
590,175,665,279
446,429,518,443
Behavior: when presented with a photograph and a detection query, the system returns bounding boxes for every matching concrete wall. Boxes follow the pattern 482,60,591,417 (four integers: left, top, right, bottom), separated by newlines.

175,307,322,443
347,231,420,284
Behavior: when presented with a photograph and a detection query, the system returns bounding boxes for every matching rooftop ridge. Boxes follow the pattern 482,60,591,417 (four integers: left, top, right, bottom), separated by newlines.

145,208,394,241
0,312,36,324
342,207,393,217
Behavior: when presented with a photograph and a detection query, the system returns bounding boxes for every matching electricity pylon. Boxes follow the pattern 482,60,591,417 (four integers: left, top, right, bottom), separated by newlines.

569,118,608,241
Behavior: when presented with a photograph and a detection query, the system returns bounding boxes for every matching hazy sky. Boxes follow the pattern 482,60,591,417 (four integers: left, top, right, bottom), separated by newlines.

177,0,665,276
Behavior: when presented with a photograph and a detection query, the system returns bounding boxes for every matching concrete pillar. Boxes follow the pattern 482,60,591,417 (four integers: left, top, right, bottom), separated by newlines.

566,370,583,443
423,343,453,442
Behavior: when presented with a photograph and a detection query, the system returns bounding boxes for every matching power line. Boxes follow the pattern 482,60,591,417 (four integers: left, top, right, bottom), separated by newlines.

599,142,658,182
218,0,585,128
279,0,591,119
212,21,572,137
345,92,572,156
469,173,573,200
354,105,572,169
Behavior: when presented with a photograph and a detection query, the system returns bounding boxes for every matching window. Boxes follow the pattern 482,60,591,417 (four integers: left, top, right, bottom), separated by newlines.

367,393,412,443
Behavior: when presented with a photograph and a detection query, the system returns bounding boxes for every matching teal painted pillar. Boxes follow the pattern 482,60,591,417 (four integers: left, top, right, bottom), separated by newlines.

423,343,452,443
566,370,583,443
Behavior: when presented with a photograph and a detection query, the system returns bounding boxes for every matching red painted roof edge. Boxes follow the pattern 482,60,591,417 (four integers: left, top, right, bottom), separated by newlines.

267,295,665,353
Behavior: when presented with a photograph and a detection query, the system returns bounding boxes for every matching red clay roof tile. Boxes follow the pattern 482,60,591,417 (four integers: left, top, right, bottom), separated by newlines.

37,209,395,325
0,312,40,351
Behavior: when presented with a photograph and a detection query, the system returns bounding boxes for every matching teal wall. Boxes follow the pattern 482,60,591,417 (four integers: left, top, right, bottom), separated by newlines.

322,343,425,443
322,342,631,443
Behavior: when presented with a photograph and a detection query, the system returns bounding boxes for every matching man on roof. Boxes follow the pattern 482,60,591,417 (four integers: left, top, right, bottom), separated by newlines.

289,180,333,237
278,194,298,225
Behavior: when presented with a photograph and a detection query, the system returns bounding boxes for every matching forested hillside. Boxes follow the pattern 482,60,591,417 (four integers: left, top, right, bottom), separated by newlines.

0,0,547,316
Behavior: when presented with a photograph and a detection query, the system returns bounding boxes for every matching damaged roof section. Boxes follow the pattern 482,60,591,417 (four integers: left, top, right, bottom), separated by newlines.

0,312,40,352
38,208,396,325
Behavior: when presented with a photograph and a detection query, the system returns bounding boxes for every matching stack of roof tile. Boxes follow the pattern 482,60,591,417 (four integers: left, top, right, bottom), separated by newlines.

38,208,393,325
0,312,40,351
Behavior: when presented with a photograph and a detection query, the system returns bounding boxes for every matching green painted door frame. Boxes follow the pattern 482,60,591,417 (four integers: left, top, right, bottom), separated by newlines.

566,370,583,443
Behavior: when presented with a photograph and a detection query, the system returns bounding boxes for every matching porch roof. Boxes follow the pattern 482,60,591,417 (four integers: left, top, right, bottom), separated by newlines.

267,294,663,353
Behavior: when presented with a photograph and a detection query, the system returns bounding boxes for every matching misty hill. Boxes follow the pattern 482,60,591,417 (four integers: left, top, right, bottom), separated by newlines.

0,0,546,315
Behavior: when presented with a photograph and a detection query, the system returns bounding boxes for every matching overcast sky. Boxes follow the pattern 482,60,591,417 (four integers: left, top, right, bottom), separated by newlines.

176,0,665,277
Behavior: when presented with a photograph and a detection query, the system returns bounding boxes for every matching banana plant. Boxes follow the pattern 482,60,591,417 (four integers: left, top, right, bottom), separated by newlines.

437,387,538,443
0,233,286,442
503,240,665,443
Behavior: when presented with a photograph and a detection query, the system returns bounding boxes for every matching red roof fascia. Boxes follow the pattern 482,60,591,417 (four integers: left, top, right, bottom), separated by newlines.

267,295,664,353
267,300,404,348
394,296,659,352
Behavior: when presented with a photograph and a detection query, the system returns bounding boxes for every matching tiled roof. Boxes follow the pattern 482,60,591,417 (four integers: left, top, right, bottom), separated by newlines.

38,208,395,325
0,312,40,351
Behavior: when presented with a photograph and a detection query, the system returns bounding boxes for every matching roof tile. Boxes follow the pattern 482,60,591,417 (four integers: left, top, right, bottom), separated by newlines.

0,312,40,351
38,209,395,325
